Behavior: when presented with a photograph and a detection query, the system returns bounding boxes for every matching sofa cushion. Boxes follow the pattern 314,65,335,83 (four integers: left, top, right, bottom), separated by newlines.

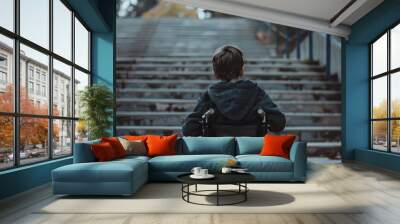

179,137,235,155
118,138,147,156
260,134,296,159
236,137,263,155
124,135,148,141
147,135,178,157
53,158,148,183
116,155,150,163
236,155,293,172
101,137,127,158
91,142,118,162
149,154,235,172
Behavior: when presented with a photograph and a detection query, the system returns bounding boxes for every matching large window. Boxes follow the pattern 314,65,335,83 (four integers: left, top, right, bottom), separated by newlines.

0,0,91,170
0,0,14,32
370,23,400,153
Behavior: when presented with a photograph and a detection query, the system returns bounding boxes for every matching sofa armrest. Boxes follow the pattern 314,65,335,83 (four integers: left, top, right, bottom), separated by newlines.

289,141,307,181
73,140,100,163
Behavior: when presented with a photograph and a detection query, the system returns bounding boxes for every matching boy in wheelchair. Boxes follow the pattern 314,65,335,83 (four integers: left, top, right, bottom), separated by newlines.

182,45,286,137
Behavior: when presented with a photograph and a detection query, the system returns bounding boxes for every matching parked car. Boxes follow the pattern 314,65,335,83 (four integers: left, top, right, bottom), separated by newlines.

8,150,32,160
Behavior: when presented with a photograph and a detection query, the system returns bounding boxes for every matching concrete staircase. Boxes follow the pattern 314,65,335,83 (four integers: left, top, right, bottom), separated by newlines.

116,18,341,157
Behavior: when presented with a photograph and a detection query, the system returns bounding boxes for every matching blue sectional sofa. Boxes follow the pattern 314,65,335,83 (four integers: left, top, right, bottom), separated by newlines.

52,137,307,196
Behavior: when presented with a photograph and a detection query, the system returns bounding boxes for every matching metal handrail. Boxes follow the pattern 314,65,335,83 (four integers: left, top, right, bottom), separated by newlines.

267,23,341,81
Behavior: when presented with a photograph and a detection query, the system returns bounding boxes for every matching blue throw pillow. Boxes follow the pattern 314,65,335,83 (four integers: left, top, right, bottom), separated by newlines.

236,137,263,155
180,137,235,155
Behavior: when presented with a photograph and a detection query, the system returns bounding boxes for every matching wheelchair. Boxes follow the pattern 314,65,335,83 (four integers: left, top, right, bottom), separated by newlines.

201,108,269,137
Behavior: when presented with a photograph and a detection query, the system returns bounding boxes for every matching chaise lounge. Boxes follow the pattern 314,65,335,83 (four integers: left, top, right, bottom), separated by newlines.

52,137,307,196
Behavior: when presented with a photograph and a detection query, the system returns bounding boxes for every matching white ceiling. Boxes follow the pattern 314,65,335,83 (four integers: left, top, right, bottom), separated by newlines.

227,0,352,22
165,0,384,38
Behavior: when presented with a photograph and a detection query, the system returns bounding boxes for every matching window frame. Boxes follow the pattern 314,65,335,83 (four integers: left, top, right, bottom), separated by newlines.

370,20,400,154
0,0,92,171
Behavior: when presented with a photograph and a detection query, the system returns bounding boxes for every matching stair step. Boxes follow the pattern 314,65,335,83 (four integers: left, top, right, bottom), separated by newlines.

118,118,339,127
117,57,317,64
308,142,341,148
116,64,322,70
116,125,341,131
118,34,276,38
117,89,340,101
116,79,338,85
116,79,339,91
116,80,339,91
117,49,271,55
117,95,340,102
116,111,341,117
117,50,270,58
118,43,274,48
117,88,339,95
117,102,340,113
117,71,326,80
116,98,341,105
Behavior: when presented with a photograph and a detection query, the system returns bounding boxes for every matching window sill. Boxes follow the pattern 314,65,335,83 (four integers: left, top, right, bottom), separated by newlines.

0,156,72,176
355,148,400,173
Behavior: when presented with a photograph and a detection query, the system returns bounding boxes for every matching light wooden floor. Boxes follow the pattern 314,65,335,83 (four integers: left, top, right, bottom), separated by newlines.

1,161,400,224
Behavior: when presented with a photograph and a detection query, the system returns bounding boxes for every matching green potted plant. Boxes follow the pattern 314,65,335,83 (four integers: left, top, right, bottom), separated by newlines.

79,84,114,140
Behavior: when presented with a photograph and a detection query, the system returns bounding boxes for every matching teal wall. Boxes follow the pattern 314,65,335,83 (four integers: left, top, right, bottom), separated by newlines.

342,44,369,160
343,0,400,171
0,158,72,199
92,32,115,136
0,0,115,200
91,0,116,135
92,34,114,87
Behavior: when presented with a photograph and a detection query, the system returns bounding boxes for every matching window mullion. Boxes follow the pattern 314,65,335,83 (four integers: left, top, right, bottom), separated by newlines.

370,46,373,149
388,30,391,152
48,0,54,160
88,31,91,75
13,0,21,167
71,10,76,155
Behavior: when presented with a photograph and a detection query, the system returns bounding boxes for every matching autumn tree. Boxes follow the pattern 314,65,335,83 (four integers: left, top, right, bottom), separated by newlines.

0,85,14,150
372,100,387,140
392,100,400,143
0,85,59,153
372,99,400,143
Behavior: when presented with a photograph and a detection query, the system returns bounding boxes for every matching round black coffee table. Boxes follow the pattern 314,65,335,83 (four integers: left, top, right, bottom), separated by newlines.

177,173,255,206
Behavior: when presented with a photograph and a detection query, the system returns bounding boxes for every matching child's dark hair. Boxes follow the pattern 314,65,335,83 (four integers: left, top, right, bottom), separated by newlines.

212,45,244,81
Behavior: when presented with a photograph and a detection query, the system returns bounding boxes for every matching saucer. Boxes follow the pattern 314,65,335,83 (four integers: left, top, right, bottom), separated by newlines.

190,174,215,179
232,170,249,174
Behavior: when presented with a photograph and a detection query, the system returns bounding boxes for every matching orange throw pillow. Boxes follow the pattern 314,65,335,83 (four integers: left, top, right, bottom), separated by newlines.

91,142,117,162
124,135,148,141
260,134,296,159
146,134,177,157
101,137,127,158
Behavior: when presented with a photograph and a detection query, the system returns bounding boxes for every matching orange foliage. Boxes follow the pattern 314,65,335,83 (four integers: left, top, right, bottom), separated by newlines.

373,99,400,141
0,84,59,149
0,85,13,113
0,116,13,148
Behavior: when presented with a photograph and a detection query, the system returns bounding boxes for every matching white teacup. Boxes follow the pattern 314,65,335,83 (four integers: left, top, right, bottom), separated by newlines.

200,169,208,176
221,167,232,174
191,167,202,176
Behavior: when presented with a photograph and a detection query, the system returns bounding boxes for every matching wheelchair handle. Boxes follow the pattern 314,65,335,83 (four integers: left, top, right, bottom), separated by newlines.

201,108,215,119
202,108,214,136
257,108,267,124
